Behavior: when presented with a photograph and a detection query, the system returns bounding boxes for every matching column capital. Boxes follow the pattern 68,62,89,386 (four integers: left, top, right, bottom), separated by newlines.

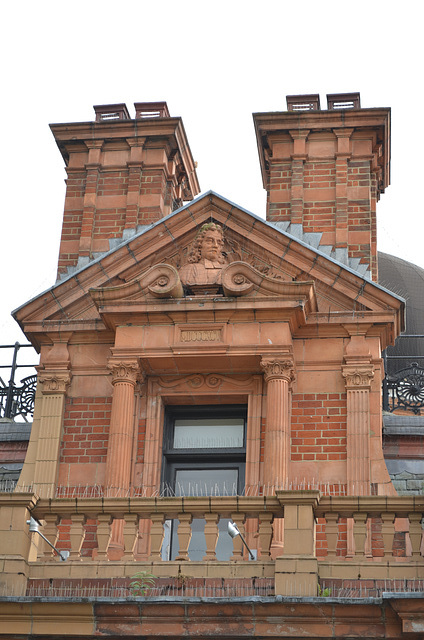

108,359,143,386
342,364,374,389
38,370,72,395
261,357,295,384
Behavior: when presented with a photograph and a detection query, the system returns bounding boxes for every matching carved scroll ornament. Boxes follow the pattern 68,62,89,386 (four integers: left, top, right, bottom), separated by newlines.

90,263,183,303
221,262,315,304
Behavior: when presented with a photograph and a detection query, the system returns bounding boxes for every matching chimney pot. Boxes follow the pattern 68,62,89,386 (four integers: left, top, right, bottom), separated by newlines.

326,92,361,110
93,103,131,122
134,101,170,119
286,94,320,111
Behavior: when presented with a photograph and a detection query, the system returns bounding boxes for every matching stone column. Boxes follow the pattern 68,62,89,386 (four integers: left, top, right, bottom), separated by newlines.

261,356,295,556
105,359,141,558
261,357,295,490
105,359,141,495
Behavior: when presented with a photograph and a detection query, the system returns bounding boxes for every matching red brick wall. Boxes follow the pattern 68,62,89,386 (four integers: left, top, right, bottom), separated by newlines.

60,396,112,464
291,393,347,461
266,163,291,221
57,165,173,277
266,156,376,278
316,517,348,557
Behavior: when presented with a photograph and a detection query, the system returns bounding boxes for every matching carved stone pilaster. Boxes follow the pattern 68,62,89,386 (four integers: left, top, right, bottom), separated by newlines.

342,338,374,495
30,335,72,497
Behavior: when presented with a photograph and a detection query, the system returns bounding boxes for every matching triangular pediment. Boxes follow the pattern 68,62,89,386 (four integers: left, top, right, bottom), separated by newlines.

13,191,404,349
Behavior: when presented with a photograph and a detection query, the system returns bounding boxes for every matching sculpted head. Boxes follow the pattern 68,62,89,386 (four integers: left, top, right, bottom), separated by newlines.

188,223,225,264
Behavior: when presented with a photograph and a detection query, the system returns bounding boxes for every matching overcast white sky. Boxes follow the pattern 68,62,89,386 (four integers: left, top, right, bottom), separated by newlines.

1,1,422,372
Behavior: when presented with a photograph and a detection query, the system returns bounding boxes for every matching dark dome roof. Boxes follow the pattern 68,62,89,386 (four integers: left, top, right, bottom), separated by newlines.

378,251,424,374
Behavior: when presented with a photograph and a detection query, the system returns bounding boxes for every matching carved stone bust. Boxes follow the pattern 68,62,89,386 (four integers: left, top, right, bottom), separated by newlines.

179,223,227,294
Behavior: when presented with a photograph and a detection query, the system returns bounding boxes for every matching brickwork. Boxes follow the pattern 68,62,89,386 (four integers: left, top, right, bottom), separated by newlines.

316,517,348,557
52,109,200,278
60,397,112,465
291,393,347,461
266,163,291,221
304,162,337,189
266,157,375,274
57,165,174,276
93,208,127,242
255,109,390,282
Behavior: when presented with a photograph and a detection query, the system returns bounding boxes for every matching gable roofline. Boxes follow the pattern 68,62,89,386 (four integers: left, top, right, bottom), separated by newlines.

11,190,405,324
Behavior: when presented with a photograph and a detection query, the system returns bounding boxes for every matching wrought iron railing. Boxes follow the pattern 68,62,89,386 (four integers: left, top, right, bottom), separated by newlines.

383,362,424,414
382,335,424,414
0,343,37,421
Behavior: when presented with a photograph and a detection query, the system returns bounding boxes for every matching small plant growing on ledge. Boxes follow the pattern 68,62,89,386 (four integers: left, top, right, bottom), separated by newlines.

317,584,331,597
129,571,156,597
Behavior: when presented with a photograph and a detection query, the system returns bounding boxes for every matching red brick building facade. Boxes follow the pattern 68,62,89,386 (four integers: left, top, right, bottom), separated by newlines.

1,96,423,639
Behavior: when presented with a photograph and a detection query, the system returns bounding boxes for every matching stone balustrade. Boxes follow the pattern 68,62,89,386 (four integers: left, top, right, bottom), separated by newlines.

1,491,423,597
30,495,283,562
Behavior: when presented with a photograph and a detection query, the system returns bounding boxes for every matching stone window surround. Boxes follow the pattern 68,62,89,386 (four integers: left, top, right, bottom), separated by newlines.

141,374,263,497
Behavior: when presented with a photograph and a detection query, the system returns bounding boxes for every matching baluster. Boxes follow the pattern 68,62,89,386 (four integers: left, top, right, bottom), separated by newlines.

258,512,273,558
69,514,86,559
42,515,59,558
176,513,192,561
149,513,165,561
230,512,246,560
408,512,423,558
203,514,219,561
96,514,112,559
381,511,395,558
352,512,367,557
324,512,339,557
123,513,139,560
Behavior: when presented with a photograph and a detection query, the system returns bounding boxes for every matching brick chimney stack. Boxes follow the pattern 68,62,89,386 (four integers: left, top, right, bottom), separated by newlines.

253,93,390,280
52,102,200,279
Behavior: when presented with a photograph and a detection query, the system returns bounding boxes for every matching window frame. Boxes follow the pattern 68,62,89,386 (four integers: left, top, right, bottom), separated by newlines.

161,404,247,495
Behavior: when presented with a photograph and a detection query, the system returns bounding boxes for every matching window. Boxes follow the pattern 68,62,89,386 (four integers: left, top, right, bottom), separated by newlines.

161,405,247,560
